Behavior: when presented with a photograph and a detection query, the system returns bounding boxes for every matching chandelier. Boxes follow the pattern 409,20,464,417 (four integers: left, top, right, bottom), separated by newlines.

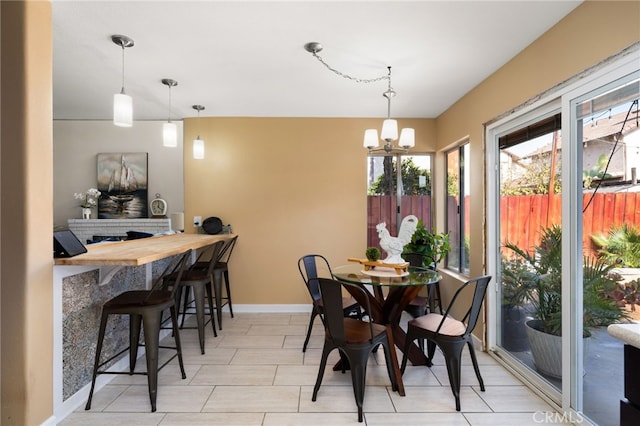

304,42,415,155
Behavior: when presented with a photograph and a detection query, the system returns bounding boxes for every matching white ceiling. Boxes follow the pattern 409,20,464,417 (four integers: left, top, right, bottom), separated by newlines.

52,0,581,121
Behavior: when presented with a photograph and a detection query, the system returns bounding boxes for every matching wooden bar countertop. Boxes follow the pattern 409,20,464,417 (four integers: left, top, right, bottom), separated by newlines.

54,233,234,266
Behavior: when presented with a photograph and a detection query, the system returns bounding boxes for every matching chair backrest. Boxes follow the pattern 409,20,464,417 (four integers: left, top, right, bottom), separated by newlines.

317,278,374,344
439,275,492,336
199,240,226,277
218,235,238,264
145,249,192,302
297,254,333,303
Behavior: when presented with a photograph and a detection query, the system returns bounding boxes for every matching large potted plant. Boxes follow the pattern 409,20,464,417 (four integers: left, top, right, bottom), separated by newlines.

500,256,535,352
402,219,451,269
505,225,626,378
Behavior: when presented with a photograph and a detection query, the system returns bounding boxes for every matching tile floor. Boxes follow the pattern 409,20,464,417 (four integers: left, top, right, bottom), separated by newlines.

60,312,571,425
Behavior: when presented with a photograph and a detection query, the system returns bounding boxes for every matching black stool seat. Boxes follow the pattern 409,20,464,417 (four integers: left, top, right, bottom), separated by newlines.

85,250,191,413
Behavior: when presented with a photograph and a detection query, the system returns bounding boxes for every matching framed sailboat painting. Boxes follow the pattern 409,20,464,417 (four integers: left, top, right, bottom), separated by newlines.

96,152,148,219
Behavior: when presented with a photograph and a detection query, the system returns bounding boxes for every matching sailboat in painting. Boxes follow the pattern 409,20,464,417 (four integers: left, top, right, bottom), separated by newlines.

97,153,148,219
108,156,138,203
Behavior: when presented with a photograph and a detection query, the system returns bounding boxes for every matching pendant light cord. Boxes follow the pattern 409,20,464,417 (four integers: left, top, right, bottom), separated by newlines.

120,45,126,94
167,85,172,123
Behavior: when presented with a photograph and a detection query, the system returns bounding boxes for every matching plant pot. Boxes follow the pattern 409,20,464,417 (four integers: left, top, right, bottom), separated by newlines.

82,207,92,219
525,319,562,378
502,304,530,352
525,319,590,379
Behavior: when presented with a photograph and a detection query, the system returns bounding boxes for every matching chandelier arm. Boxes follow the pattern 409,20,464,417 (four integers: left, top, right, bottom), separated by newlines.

311,51,389,84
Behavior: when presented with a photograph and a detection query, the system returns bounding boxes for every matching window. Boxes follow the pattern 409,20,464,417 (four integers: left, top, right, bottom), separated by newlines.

367,154,432,249
445,143,470,273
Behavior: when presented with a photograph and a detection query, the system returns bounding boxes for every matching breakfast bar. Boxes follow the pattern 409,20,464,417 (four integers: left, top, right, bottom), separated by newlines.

53,233,234,420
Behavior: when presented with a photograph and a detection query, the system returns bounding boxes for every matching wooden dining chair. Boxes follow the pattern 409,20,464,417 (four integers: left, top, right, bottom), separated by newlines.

400,275,491,411
297,254,361,352
85,249,192,412
313,277,401,423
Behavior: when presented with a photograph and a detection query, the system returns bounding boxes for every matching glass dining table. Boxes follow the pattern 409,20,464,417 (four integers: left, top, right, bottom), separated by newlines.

332,263,442,368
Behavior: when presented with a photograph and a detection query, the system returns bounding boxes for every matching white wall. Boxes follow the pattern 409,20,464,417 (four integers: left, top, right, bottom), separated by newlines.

53,120,184,228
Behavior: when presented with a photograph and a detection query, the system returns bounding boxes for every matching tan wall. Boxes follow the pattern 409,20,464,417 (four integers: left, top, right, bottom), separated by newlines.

1,1,53,424
183,117,436,304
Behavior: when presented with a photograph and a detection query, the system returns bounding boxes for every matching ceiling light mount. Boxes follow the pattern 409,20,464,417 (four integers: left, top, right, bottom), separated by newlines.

304,42,323,54
111,34,134,49
161,78,178,89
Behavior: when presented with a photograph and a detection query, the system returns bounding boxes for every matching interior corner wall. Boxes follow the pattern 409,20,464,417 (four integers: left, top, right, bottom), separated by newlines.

53,120,184,228
1,1,54,424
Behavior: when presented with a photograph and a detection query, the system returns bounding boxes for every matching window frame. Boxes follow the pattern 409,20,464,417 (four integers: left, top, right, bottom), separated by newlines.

444,142,470,274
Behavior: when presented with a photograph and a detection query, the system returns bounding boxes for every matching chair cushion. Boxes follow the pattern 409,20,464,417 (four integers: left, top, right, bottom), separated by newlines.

410,313,466,336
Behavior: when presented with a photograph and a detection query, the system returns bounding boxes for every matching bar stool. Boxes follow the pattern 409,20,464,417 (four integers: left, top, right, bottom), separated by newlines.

174,240,225,353
212,235,238,329
190,236,238,330
85,249,191,413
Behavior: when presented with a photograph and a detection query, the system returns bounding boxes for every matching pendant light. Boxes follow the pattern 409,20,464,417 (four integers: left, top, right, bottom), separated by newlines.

112,35,134,127
192,105,205,159
162,78,178,147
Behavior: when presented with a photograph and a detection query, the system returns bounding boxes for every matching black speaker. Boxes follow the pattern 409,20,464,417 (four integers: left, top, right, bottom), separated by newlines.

53,230,87,258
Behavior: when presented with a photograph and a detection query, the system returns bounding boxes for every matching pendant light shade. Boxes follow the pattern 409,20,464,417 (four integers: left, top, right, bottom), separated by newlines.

399,128,415,149
192,105,205,159
113,93,133,127
363,129,379,149
163,122,177,147
111,35,134,127
162,78,178,147
193,138,205,159
381,119,398,142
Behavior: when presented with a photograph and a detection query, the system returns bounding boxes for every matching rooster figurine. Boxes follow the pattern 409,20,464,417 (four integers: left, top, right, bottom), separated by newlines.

376,215,419,264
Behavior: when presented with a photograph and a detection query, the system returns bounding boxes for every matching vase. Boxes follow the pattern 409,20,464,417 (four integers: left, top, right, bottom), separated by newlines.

82,207,92,219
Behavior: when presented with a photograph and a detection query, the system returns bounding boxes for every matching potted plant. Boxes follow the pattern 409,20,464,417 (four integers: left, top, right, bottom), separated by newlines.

402,220,451,269
500,255,535,351
504,225,627,377
365,247,381,262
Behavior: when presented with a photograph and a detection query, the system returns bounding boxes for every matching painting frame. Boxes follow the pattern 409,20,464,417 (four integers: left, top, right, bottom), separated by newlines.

96,152,148,219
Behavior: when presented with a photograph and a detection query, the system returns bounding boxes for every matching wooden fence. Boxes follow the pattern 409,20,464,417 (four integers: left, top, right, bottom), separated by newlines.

502,192,640,256
368,193,640,257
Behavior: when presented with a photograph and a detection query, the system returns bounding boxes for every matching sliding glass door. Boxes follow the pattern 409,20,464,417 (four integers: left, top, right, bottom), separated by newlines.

487,53,639,425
